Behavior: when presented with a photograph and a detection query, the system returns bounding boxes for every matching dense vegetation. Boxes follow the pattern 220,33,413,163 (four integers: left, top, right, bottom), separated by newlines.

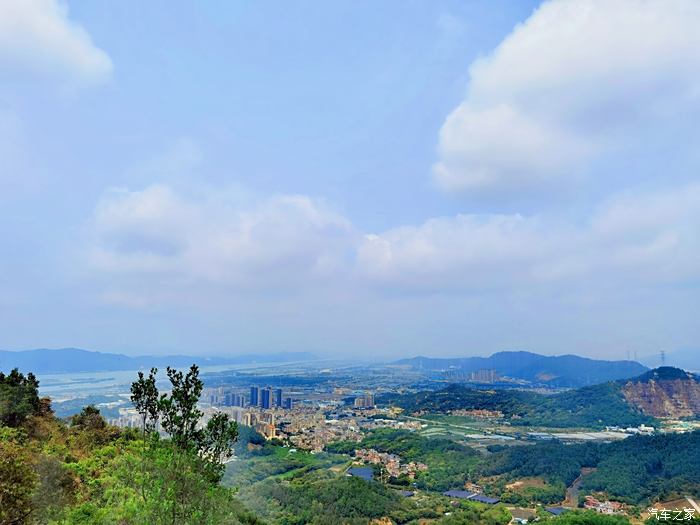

328,428,481,491
225,439,349,486
387,382,655,428
229,451,644,525
484,431,700,505
236,469,514,525
326,427,700,508
0,366,257,525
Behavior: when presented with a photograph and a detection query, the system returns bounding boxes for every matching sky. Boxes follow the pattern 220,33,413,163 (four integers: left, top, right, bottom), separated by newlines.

0,0,699,362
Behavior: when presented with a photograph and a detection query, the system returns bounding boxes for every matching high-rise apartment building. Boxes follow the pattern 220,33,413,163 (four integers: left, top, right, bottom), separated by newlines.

261,387,272,409
274,388,283,407
353,393,375,408
250,386,260,407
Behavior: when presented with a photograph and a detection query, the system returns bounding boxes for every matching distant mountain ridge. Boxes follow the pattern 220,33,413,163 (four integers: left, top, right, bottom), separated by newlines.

0,348,316,374
394,350,648,387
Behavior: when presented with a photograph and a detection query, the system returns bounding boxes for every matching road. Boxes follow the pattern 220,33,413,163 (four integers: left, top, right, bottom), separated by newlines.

563,468,596,508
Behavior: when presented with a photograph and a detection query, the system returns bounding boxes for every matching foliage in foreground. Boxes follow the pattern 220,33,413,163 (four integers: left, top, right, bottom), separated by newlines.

0,366,257,525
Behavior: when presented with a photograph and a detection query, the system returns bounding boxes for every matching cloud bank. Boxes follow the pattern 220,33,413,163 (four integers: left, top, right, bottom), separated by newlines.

87,182,700,302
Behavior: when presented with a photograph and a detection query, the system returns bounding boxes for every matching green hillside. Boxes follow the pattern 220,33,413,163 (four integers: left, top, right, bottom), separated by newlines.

484,431,700,505
387,380,655,429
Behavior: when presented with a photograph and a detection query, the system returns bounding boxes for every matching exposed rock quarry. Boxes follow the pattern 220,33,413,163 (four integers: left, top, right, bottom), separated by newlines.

622,367,700,418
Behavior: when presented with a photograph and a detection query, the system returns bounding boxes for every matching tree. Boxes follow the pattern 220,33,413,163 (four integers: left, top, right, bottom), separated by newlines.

130,368,160,502
70,405,107,431
130,368,160,435
0,369,40,428
157,365,205,451
31,455,77,523
0,437,36,525
201,412,240,481
129,364,240,524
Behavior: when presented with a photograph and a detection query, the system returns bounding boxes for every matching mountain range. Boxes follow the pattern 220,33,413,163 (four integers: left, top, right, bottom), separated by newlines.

0,348,316,374
395,351,648,388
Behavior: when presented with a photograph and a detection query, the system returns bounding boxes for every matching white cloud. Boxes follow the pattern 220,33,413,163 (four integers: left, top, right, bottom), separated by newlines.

434,0,700,194
87,182,700,303
358,213,558,290
358,183,700,291
88,185,356,303
0,0,112,86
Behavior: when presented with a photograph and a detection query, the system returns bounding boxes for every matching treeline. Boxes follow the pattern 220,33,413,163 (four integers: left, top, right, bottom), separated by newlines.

0,366,259,525
387,382,654,428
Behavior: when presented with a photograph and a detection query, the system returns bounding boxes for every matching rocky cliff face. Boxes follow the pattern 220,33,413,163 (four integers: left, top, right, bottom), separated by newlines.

622,367,700,418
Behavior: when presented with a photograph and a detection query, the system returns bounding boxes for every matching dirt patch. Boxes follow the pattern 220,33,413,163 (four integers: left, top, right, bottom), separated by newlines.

506,477,547,491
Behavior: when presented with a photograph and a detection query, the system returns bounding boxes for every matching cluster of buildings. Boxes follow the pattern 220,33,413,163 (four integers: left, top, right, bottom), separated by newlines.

208,389,246,407
359,417,422,432
583,496,625,515
284,409,364,452
443,368,502,384
449,408,503,419
249,386,293,410
353,393,375,408
206,385,294,410
353,448,428,479
244,411,277,439
110,381,396,450
605,424,655,435
277,406,423,451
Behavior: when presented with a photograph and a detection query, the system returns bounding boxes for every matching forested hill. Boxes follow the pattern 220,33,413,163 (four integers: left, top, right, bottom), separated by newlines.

385,369,700,428
394,351,648,388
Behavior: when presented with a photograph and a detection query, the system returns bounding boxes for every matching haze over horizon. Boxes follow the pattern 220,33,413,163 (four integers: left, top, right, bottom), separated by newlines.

0,346,692,372
2,0,699,360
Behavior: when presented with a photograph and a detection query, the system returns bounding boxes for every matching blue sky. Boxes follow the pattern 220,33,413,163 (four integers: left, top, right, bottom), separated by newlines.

1,0,698,363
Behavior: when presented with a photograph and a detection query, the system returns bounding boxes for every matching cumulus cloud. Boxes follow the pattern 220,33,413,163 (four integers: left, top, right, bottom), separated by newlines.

358,183,700,291
434,0,700,194
0,0,112,86
88,185,356,303
86,182,700,303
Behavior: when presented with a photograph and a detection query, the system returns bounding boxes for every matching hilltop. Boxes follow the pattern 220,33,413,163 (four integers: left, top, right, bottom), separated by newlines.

394,351,648,388
622,366,700,418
